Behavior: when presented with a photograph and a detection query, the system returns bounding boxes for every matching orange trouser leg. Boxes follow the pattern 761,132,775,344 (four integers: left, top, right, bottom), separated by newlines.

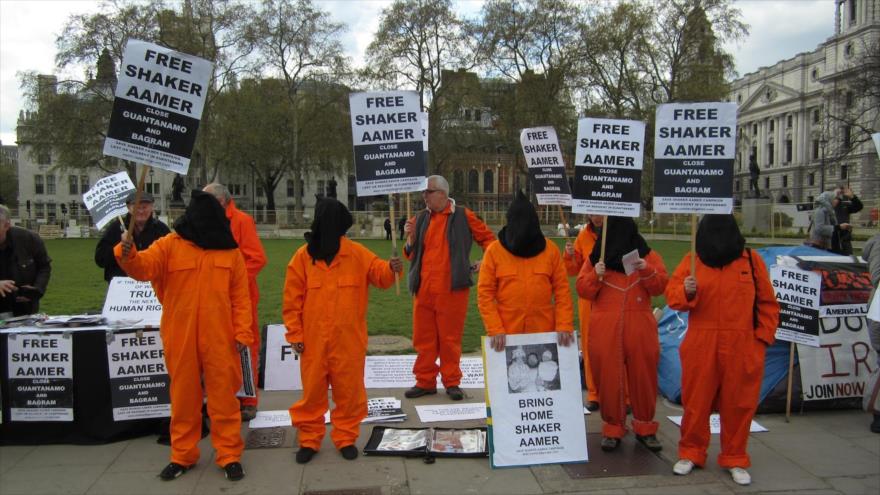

717,334,765,469
290,353,329,451
436,290,468,388
412,289,469,389
241,284,260,407
328,353,368,449
589,319,627,438
625,319,659,437
412,291,441,389
577,299,598,402
167,351,204,466
678,331,720,467
202,349,245,467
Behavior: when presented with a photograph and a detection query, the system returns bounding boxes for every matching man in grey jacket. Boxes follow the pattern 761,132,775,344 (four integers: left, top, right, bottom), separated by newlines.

808,191,851,253
862,233,880,433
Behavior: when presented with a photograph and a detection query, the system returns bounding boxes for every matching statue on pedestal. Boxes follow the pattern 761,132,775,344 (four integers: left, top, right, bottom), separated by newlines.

171,174,186,206
748,154,761,197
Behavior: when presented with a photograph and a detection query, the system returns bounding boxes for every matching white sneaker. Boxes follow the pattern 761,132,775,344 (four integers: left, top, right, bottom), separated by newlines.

729,467,751,485
673,459,694,475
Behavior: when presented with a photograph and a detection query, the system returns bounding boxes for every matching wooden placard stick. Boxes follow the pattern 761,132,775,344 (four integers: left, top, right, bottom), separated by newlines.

785,343,796,422
389,193,400,295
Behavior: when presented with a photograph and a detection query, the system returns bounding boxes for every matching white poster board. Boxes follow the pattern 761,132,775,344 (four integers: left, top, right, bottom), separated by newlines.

798,314,878,400
416,402,487,423
573,118,645,217
82,172,136,230
106,331,170,420
483,332,587,468
771,265,821,347
103,39,213,174
263,324,302,391
7,335,73,422
519,127,572,206
101,277,162,327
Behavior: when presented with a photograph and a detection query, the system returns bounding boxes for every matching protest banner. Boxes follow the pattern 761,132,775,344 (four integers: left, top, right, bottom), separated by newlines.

653,102,737,214
263,324,302,391
798,315,877,401
770,265,821,347
519,127,572,206
349,91,427,196
101,277,162,327
82,172,136,230
483,332,587,468
573,118,645,217
103,39,213,175
7,334,73,422
106,330,170,421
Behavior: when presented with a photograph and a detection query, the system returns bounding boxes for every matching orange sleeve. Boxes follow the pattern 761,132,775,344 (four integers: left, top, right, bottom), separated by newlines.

366,251,396,289
403,215,417,260
639,250,669,296
282,249,308,344
563,229,588,276
465,208,496,250
575,259,602,300
113,236,169,282
549,246,574,331
751,251,780,345
235,213,267,278
665,253,699,311
477,243,505,336
229,250,254,346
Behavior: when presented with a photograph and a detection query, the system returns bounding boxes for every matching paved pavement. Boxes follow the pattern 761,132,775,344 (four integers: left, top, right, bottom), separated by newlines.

1,388,878,495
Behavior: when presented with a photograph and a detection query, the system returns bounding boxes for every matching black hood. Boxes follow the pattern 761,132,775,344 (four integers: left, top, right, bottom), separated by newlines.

173,191,237,250
589,216,650,273
696,214,745,268
305,197,353,264
498,191,546,258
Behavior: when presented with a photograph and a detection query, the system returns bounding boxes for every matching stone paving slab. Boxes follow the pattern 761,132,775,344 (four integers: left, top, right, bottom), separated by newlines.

0,464,107,495
405,457,543,495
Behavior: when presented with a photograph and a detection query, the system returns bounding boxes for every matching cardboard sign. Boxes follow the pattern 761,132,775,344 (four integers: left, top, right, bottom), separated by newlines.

82,172,136,230
101,277,162,327
771,265,821,347
653,103,736,214
7,335,73,422
483,332,587,468
263,324,302,391
106,330,170,421
798,315,878,400
349,91,427,196
103,39,213,174
520,127,572,206
573,118,645,217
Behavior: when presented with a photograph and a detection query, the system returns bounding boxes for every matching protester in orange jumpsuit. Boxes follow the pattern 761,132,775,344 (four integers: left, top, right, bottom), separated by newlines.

283,198,401,464
665,215,779,486
478,191,574,351
116,191,252,482
204,183,267,421
563,214,602,410
403,175,495,401
576,216,668,452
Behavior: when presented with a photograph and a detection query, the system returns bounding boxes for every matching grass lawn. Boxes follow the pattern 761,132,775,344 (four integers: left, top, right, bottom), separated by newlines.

39,237,693,353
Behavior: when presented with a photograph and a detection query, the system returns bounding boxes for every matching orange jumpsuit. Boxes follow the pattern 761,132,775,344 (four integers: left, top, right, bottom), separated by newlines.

665,251,779,468
226,199,267,407
477,240,573,336
283,237,395,450
563,224,600,402
576,251,668,439
405,204,495,389
115,234,253,467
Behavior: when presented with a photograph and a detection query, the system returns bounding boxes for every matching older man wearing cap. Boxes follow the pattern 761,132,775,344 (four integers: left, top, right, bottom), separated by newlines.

95,191,170,283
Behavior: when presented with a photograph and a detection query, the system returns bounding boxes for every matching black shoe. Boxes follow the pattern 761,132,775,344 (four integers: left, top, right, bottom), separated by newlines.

636,434,663,452
600,437,620,452
404,386,437,398
340,445,358,460
158,462,192,481
871,414,880,434
223,462,245,481
586,401,600,412
446,386,464,401
296,447,317,464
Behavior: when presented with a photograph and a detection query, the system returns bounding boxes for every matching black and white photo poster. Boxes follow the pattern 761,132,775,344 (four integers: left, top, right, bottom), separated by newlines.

349,91,427,196
103,39,212,174
106,331,170,421
771,265,821,347
483,332,587,468
653,102,736,214
7,335,73,422
573,118,645,217
82,172,136,230
520,127,572,206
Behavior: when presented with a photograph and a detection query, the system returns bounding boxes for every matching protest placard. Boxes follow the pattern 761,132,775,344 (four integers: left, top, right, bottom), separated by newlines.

101,277,162,327
653,102,737,214
770,265,821,347
483,332,587,468
573,118,645,217
520,127,571,206
106,330,170,421
103,39,212,174
7,335,73,422
263,324,302,391
415,403,486,423
82,172,136,230
349,91,427,196
798,315,878,400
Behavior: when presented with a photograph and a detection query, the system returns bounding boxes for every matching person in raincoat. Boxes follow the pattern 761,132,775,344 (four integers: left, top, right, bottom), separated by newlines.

283,198,402,464
665,215,779,486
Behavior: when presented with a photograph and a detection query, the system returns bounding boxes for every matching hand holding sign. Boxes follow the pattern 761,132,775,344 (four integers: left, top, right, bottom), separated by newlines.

121,230,134,258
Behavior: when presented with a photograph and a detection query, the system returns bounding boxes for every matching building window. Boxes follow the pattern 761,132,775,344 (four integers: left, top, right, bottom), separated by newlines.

785,140,792,162
35,174,44,194
499,168,509,194
152,183,160,195
841,165,848,179
811,68,819,81
286,179,294,197
767,143,774,165
808,173,815,186
474,109,482,122
464,109,471,121
80,176,89,191
68,175,78,194
782,175,788,187
483,170,494,193
843,125,852,150
257,186,264,197
764,177,770,189
46,175,56,195
317,180,325,197
735,180,741,192
467,169,479,193
769,119,775,132
453,170,464,193
845,91,854,108
35,202,44,218
752,123,758,135
47,202,56,222
813,108,820,124
37,151,51,165
812,140,820,160
844,42,854,58
850,0,857,23
787,115,792,128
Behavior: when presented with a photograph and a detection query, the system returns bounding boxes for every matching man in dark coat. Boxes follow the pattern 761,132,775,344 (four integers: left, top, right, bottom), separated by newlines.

95,191,170,282
833,185,863,255
0,204,52,316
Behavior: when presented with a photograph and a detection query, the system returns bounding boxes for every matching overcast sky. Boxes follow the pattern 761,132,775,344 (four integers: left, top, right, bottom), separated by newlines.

0,0,835,146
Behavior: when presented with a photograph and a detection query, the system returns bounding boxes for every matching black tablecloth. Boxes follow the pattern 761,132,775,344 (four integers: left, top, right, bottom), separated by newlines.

1,330,162,445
